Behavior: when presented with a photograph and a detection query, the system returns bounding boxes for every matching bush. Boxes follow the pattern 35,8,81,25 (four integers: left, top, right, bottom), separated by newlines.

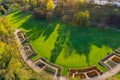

1,3,9,10
33,8,46,20
46,12,53,22
72,10,90,26
62,15,72,24
20,5,29,12
0,6,6,14
13,3,21,9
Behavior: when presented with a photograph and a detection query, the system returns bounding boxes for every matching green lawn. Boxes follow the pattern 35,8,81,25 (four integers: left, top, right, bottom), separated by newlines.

7,10,120,76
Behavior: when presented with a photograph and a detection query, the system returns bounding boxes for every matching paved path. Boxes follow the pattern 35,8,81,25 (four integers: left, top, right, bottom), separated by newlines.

88,64,120,80
14,29,67,80
14,29,42,72
14,29,120,80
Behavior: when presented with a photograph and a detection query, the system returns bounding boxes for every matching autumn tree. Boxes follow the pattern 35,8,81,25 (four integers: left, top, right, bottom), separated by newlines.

0,17,53,80
0,17,12,42
47,0,55,11
72,10,90,26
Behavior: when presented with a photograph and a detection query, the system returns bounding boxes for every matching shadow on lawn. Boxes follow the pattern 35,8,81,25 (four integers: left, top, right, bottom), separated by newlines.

11,10,57,41
20,17,56,41
10,11,31,24
50,24,67,63
50,25,91,65
50,24,120,65
11,11,120,66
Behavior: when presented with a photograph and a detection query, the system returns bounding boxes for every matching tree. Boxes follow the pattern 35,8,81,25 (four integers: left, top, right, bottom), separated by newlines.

79,0,86,5
47,0,55,11
0,41,11,69
0,17,53,80
0,17,12,42
72,10,90,26
0,5,6,14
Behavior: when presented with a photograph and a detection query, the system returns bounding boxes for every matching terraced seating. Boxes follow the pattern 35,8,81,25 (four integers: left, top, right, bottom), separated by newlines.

101,53,115,62
74,73,86,79
33,58,46,68
23,44,37,59
112,56,120,64
86,70,98,78
35,61,46,68
99,53,120,69
17,31,29,44
44,66,57,75
33,57,62,77
40,57,62,71
106,60,117,68
68,66,103,79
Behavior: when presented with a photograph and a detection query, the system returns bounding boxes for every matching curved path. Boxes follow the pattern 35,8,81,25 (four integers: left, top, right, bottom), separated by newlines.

14,29,42,72
14,29,120,80
89,64,120,80
14,29,67,80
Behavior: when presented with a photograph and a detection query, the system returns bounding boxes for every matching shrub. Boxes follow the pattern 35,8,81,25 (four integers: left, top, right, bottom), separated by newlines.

62,15,72,24
13,3,21,9
46,11,53,22
1,3,9,10
72,10,90,26
20,5,29,12
0,6,6,14
33,8,46,20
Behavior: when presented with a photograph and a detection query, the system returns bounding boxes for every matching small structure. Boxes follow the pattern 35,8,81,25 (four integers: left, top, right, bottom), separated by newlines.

33,57,62,79
23,44,37,59
34,58,46,68
68,66,103,79
17,31,29,44
99,53,120,70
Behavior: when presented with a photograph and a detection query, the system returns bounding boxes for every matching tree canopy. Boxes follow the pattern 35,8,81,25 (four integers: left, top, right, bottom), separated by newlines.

47,0,55,11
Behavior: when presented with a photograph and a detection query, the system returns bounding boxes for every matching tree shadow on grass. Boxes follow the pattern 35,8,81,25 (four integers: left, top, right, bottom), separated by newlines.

50,24,120,66
9,10,31,24
10,10,58,43
22,18,57,41
50,24,67,63
50,25,91,65
10,11,120,66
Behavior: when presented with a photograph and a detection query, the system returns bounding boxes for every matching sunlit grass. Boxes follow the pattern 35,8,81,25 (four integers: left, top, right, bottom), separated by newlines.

7,10,120,76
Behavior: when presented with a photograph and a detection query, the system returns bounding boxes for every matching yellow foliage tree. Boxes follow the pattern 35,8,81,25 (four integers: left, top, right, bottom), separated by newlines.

47,0,55,11
72,10,90,26
79,0,86,4
0,17,12,37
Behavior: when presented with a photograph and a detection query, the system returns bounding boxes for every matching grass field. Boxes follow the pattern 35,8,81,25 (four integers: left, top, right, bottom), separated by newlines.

7,10,120,76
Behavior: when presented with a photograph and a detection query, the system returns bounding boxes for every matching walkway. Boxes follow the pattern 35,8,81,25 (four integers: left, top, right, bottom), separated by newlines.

14,29,42,72
89,64,120,80
14,29,67,80
14,29,120,80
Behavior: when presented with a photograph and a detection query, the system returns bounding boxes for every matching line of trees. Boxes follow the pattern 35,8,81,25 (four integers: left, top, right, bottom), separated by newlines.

0,17,53,80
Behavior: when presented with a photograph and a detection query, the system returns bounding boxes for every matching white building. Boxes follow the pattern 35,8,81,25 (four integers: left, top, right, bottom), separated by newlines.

89,0,120,7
